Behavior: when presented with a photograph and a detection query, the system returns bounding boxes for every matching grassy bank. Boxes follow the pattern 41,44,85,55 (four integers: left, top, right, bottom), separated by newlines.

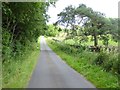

46,38,119,88
55,32,118,46
2,37,41,88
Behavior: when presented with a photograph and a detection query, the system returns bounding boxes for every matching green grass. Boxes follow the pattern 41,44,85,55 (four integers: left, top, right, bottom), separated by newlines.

46,38,119,88
57,34,118,46
2,37,41,88
64,38,118,46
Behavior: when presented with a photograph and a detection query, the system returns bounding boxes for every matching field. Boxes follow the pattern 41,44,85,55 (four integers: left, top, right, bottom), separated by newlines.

56,32,118,46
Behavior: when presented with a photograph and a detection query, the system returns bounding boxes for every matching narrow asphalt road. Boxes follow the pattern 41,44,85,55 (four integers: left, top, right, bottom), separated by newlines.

27,36,96,88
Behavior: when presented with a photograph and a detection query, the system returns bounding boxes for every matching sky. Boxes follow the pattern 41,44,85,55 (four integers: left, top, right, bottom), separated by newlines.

47,0,119,24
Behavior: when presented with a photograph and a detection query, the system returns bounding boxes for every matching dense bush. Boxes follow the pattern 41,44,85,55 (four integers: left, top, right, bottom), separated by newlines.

2,2,51,63
93,52,109,65
46,24,60,37
93,52,119,75
57,44,74,54
2,29,12,62
103,57,114,72
50,39,119,75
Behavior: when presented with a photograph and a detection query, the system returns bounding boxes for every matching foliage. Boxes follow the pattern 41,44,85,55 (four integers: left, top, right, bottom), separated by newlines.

2,2,50,63
46,38,119,88
93,52,119,76
103,54,118,73
48,38,119,75
93,52,108,65
51,3,119,87
2,2,55,88
45,24,60,36
2,42,40,88
62,35,118,46
57,4,118,47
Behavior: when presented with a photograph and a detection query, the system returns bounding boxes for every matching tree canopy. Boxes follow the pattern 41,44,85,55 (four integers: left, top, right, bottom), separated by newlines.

57,4,118,47
2,2,54,62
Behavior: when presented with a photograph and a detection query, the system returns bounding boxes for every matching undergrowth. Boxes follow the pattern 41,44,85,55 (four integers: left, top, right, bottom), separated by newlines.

46,38,119,88
2,37,41,88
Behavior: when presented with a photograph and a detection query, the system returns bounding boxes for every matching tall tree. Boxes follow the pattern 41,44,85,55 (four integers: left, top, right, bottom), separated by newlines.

57,4,112,47
2,2,52,62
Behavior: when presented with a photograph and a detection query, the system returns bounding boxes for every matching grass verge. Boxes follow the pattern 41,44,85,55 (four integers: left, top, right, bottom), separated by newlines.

2,38,41,88
46,38,119,88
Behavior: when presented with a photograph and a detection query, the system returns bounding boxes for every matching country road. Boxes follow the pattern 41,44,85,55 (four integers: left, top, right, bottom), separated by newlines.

27,36,96,88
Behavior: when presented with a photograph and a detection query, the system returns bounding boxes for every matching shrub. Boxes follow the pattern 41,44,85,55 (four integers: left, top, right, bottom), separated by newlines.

93,52,109,66
112,56,119,74
103,57,114,72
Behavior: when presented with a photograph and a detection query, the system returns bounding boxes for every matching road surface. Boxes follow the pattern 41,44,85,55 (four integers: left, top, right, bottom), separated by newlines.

27,36,96,88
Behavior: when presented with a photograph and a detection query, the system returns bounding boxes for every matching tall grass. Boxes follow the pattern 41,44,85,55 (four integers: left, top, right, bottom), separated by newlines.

63,36,118,46
2,37,41,88
46,38,119,88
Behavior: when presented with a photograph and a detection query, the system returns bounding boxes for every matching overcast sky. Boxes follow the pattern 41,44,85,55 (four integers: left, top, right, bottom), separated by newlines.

47,0,119,24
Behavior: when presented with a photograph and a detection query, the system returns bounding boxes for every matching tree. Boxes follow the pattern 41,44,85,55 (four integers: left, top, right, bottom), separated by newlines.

46,24,59,36
108,18,119,42
57,4,112,47
84,11,107,46
2,2,52,62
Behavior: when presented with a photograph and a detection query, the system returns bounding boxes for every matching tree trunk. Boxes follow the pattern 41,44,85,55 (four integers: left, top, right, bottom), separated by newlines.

93,29,98,46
